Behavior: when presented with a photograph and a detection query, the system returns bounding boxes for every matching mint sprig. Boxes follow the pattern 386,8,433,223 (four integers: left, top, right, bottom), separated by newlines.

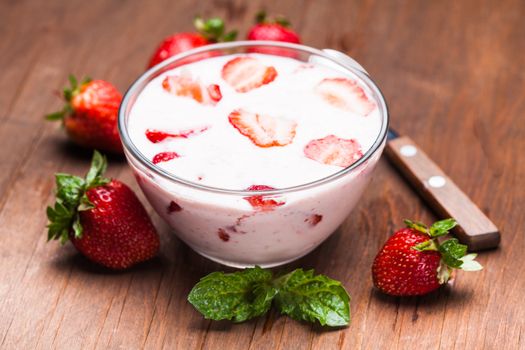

188,267,350,327
410,218,483,283
46,151,109,243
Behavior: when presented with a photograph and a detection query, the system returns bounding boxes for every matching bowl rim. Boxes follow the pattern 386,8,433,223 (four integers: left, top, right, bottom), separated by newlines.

118,40,389,196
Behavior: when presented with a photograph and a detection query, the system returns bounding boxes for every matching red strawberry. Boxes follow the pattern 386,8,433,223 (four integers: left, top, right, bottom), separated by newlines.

145,126,209,143
167,200,182,213
306,214,323,226
162,74,222,105
304,135,363,167
46,76,123,154
247,12,301,57
372,219,483,296
316,78,376,116
221,56,278,93
148,17,237,68
152,151,180,164
46,151,159,270
244,185,285,211
228,109,296,147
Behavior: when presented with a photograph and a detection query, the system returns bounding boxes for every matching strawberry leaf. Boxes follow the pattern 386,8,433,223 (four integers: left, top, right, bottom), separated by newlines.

459,254,483,271
194,16,234,42
45,110,66,121
46,151,110,244
438,238,467,268
404,219,428,234
85,150,109,187
413,240,438,251
429,218,457,237
255,11,267,24
223,30,238,42
275,16,291,27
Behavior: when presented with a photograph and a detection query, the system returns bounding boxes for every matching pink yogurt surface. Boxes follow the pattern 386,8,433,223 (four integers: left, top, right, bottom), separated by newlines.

126,53,384,267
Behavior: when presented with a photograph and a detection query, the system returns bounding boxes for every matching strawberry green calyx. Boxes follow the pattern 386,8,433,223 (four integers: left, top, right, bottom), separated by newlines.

45,75,91,121
408,218,483,283
254,11,291,27
193,16,237,42
46,151,109,244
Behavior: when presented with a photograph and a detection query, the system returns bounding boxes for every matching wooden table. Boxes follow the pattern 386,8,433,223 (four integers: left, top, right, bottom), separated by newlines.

1,0,524,349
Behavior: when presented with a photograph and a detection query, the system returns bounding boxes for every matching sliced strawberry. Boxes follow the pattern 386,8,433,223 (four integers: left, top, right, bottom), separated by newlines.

167,200,182,213
162,75,222,105
304,135,363,167
305,214,323,226
145,126,209,143
244,185,285,211
152,151,180,164
221,56,277,93
316,78,376,116
228,109,296,147
218,228,230,242
207,84,222,103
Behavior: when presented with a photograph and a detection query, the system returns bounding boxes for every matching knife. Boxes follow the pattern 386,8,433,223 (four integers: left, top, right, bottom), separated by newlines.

385,129,500,250
321,49,500,251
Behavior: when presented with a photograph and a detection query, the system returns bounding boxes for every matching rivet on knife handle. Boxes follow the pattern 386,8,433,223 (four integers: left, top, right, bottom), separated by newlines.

385,136,500,251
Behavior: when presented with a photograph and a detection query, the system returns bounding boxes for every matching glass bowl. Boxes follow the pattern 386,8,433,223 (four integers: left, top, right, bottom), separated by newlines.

118,41,389,267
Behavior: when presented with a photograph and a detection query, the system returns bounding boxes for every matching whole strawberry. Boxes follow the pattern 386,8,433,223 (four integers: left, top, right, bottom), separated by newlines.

372,219,482,296
46,76,123,154
46,151,160,269
247,11,301,43
148,17,237,68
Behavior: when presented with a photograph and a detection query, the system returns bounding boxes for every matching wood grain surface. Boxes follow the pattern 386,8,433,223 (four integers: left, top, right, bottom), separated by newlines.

0,0,523,349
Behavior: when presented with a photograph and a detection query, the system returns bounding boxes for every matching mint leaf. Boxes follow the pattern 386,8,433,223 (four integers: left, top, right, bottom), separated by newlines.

274,269,350,327
187,266,276,322
438,238,467,268
187,267,351,327
429,218,457,237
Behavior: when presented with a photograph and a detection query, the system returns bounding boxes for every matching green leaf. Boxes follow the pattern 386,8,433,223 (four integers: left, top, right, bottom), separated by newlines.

68,74,78,89
187,266,276,322
429,218,457,237
223,30,238,42
459,254,483,271
55,174,85,206
72,214,83,239
255,11,267,24
274,269,350,327
194,17,225,42
438,238,467,268
45,110,65,121
85,150,109,187
404,219,428,234
275,16,291,27
46,151,110,244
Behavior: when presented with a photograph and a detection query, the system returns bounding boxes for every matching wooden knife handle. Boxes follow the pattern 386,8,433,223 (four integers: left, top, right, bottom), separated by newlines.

385,136,500,250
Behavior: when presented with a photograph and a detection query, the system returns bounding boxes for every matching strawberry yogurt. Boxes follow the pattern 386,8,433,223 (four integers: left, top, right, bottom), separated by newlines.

121,43,388,267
